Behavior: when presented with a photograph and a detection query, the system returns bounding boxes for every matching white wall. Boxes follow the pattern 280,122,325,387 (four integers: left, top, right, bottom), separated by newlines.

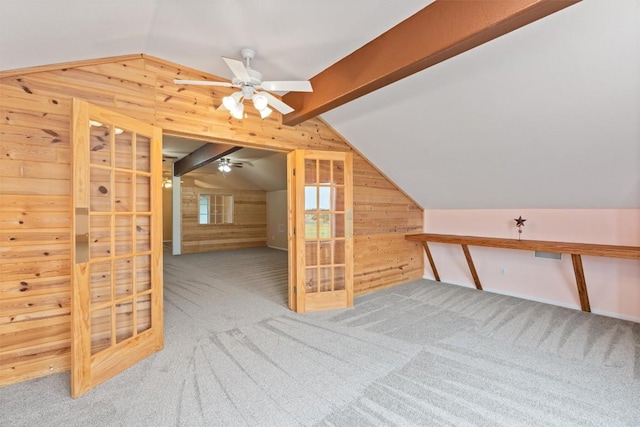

424,209,640,322
266,190,288,250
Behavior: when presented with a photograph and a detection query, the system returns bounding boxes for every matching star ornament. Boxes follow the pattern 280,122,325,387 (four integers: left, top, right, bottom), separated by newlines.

514,216,527,227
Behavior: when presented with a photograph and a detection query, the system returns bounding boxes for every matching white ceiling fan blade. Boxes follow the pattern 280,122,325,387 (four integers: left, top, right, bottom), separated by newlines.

223,57,251,82
259,91,294,115
174,79,234,87
260,80,312,92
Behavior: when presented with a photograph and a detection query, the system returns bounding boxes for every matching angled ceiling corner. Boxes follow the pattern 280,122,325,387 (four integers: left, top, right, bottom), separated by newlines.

282,0,581,126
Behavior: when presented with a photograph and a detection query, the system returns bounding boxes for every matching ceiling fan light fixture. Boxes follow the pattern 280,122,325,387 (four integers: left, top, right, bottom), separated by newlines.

252,93,268,111
230,102,244,119
222,92,242,111
175,49,310,119
259,106,272,119
218,158,232,173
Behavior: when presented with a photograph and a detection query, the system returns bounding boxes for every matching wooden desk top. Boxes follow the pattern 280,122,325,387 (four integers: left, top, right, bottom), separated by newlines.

405,233,640,260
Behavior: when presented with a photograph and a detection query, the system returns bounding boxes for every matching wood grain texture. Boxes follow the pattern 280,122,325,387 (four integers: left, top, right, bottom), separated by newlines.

0,55,424,386
354,233,423,295
286,151,298,312
71,101,164,397
461,244,483,290
181,187,267,253
571,254,591,313
290,150,354,313
421,241,440,282
405,234,640,259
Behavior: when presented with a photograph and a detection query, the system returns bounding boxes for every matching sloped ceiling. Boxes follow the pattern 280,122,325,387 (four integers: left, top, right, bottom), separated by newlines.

323,0,640,208
162,136,286,191
1,0,638,209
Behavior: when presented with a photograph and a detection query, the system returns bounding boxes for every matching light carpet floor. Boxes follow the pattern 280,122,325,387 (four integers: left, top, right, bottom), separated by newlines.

1,247,639,426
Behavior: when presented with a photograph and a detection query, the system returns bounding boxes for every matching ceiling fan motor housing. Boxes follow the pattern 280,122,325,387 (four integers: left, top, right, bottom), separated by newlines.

231,67,263,100
240,48,256,62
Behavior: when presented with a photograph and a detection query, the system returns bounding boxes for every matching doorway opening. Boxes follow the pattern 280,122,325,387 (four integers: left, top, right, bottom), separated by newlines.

161,135,290,307
161,135,288,257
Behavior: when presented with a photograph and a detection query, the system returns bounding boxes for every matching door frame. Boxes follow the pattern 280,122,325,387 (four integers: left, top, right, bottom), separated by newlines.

160,134,355,314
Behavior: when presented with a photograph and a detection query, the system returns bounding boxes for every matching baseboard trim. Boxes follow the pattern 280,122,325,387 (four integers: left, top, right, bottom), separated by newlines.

423,275,640,323
590,309,640,323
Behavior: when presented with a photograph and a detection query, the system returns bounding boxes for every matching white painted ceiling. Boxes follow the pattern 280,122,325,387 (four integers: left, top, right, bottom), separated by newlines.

1,0,638,209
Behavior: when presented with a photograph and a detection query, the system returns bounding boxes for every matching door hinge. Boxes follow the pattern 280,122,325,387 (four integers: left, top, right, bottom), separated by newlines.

293,286,297,294
293,227,296,235
293,168,296,176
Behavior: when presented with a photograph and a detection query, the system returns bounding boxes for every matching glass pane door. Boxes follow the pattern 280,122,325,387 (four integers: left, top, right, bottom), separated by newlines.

87,124,153,353
290,150,352,312
71,100,163,398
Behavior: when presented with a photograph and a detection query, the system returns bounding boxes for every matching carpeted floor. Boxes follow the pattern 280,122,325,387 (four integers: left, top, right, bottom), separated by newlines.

2,247,639,426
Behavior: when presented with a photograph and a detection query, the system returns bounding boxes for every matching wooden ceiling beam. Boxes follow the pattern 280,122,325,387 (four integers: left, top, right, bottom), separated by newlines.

281,0,581,126
173,143,241,177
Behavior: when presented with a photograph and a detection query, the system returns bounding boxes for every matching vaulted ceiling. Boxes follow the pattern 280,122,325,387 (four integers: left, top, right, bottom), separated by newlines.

1,0,638,209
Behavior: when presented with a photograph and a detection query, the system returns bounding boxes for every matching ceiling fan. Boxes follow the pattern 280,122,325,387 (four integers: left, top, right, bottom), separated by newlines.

174,48,312,118
218,158,243,173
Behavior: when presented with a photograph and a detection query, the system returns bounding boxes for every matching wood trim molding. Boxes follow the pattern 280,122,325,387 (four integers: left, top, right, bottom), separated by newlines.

0,54,144,78
282,0,581,126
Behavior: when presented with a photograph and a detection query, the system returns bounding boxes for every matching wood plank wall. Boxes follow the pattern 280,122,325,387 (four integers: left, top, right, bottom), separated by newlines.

181,187,267,253
0,55,423,386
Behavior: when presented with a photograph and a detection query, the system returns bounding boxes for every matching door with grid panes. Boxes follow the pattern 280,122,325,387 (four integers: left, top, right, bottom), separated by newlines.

288,150,353,312
71,100,163,397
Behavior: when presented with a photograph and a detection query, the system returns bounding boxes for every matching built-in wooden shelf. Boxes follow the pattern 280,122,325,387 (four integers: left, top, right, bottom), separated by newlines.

405,233,640,312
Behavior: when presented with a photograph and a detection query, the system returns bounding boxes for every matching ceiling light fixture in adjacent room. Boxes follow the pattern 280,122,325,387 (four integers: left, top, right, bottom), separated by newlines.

218,158,232,174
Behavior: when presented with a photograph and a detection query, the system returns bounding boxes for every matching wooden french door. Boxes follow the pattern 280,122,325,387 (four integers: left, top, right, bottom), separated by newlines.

71,100,163,397
288,150,353,312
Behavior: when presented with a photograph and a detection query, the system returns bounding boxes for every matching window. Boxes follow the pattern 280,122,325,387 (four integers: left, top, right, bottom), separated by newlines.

199,194,233,224
199,195,210,224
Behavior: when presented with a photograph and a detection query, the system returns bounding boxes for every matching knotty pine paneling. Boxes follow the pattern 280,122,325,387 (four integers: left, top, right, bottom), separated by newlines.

0,88,75,385
353,233,423,294
181,187,267,253
0,55,423,386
